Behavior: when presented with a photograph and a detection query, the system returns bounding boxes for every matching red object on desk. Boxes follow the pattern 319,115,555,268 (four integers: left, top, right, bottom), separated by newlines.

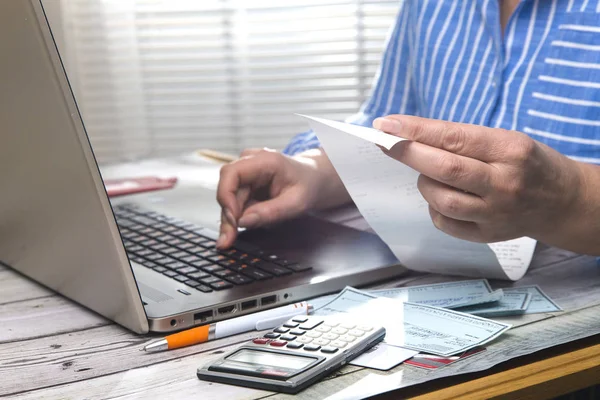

104,176,178,197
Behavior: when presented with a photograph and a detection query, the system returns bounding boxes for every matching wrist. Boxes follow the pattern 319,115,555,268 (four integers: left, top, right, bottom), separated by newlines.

539,159,600,254
292,148,351,210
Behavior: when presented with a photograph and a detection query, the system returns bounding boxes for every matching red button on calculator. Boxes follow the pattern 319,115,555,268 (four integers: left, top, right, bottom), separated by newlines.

252,338,270,345
269,340,287,347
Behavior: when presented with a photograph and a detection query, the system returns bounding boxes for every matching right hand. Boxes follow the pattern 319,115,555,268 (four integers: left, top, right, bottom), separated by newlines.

216,148,348,248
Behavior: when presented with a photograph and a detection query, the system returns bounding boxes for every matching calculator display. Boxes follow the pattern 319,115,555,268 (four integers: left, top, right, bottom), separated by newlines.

227,349,315,371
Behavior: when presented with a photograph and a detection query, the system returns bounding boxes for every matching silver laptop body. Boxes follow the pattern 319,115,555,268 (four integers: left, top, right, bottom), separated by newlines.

0,0,403,334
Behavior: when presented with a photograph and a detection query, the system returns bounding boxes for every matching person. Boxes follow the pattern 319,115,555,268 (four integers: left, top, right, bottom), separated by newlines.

216,0,600,255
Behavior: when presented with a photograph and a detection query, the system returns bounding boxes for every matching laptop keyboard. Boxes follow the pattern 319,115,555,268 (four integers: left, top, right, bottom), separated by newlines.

113,204,311,293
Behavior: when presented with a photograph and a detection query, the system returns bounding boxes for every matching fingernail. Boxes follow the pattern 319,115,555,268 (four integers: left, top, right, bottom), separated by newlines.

238,213,260,228
225,209,237,227
374,117,401,133
216,233,227,248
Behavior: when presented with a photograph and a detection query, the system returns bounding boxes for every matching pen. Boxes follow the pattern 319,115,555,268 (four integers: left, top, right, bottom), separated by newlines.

196,149,237,164
143,302,312,352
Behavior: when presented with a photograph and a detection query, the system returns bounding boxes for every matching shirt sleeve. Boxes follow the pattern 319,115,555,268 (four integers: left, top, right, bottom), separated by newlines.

283,2,416,156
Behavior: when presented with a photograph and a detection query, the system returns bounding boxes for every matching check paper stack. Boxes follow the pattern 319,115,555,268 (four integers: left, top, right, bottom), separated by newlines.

299,115,537,281
315,287,511,358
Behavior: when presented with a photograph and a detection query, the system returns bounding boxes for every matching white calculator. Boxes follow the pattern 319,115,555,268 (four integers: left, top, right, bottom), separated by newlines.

197,315,386,394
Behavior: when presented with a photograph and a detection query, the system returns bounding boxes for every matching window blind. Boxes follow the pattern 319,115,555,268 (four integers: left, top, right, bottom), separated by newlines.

50,0,401,164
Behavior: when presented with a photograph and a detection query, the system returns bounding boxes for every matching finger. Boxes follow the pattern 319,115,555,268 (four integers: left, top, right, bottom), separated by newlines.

238,187,306,229
216,155,279,219
217,209,238,249
384,140,493,196
373,115,509,162
417,175,488,222
428,207,487,243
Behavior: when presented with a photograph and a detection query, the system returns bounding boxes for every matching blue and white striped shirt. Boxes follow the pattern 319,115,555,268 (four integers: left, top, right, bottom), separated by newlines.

284,0,600,164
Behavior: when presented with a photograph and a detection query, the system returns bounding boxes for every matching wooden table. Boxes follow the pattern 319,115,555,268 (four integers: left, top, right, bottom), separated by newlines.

2,155,600,399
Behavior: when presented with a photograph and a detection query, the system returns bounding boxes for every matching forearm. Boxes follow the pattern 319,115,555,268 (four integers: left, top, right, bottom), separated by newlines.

544,161,600,255
293,148,352,210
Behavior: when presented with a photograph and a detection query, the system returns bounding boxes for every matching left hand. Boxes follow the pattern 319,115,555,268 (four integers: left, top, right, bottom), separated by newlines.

373,115,584,244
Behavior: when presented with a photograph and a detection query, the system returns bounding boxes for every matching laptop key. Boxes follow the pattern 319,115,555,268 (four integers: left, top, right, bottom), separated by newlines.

195,284,213,293
214,269,235,278
177,242,195,251
210,281,233,290
191,260,212,268
152,266,167,273
159,247,179,255
188,271,210,279
200,276,221,285
163,270,178,277
238,266,272,281
176,266,198,274
202,265,224,274
165,261,187,270
183,279,200,288
225,274,254,285
171,251,191,259
141,261,157,268
173,275,188,282
181,255,202,263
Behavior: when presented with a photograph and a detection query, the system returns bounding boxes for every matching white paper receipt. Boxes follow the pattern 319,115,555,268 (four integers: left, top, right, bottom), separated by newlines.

299,114,537,281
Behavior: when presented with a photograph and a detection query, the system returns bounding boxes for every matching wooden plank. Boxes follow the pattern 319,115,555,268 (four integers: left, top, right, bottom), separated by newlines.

6,345,268,400
0,269,53,305
0,296,108,344
0,322,263,396
409,343,600,400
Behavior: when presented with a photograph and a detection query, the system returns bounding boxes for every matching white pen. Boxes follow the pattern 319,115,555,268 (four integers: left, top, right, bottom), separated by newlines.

143,302,312,352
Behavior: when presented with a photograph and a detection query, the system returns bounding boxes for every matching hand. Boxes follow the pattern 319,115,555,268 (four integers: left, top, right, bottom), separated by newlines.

373,115,586,247
216,148,349,248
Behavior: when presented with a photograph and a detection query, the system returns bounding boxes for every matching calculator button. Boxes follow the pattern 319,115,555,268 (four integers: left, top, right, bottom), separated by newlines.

286,342,304,349
264,333,280,339
323,322,339,327
321,346,339,354
315,326,331,333
331,327,348,335
252,338,270,345
330,340,348,348
358,325,373,331
292,317,309,323
269,340,287,347
304,344,321,351
283,322,299,328
280,334,296,341
290,329,305,336
313,338,331,346
339,335,357,342
299,320,324,330
274,327,290,334
340,323,356,329
306,331,322,338
348,329,365,337
323,333,339,341
296,337,313,344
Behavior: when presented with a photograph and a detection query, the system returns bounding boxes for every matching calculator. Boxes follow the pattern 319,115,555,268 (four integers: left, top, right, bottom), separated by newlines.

197,315,386,394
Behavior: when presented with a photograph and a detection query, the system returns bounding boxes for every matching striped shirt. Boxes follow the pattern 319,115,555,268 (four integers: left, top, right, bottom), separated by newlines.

283,0,600,164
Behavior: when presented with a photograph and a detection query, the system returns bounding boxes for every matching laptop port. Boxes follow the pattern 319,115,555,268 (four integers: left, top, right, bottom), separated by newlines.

241,300,257,311
194,310,213,322
217,305,236,315
261,295,277,306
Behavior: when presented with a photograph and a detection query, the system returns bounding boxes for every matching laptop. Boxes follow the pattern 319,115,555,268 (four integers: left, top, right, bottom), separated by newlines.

0,0,404,334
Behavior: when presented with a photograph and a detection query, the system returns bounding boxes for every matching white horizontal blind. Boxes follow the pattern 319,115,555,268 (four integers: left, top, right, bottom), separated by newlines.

54,0,401,163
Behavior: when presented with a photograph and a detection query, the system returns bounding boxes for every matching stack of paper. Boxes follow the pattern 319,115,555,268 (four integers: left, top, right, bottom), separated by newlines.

310,282,561,371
